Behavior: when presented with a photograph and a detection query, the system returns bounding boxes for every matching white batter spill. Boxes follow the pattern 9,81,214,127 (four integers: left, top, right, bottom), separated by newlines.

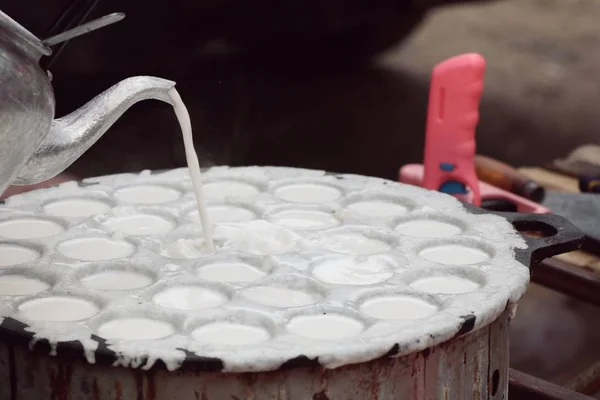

360,295,438,320
43,198,111,217
81,270,154,291
0,218,64,239
0,244,39,266
153,285,228,310
0,275,50,296
169,88,214,251
240,286,321,308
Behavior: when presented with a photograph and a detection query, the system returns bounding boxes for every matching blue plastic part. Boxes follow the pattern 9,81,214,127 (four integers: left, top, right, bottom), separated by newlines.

439,180,468,194
439,163,455,172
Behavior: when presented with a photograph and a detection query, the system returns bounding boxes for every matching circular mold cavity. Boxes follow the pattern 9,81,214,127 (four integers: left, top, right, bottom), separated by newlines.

188,204,256,224
114,184,181,204
239,286,321,308
359,295,439,321
196,261,267,283
269,208,339,231
0,218,65,239
97,317,175,340
286,313,364,340
410,275,481,294
17,296,99,322
0,275,50,296
162,237,215,259
319,232,391,255
274,182,341,204
346,198,411,218
102,213,175,236
80,269,154,291
394,216,464,238
191,322,270,346
57,237,135,261
43,198,112,218
204,181,259,200
312,257,394,285
418,242,492,265
0,244,40,267
153,285,228,310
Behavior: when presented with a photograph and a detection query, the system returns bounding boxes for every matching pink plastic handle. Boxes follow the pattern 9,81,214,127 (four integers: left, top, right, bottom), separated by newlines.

422,53,486,206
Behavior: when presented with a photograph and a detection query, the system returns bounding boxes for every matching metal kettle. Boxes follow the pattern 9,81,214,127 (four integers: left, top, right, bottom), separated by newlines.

0,10,176,195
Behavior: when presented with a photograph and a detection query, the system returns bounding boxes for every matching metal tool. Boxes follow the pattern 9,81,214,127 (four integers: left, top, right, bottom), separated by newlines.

0,10,177,196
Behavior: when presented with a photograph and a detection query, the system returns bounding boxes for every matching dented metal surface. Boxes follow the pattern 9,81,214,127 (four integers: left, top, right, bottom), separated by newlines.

0,311,510,400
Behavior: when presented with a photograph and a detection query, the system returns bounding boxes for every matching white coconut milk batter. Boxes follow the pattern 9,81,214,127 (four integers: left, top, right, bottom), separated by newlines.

0,244,39,266
97,317,175,340
318,233,391,255
103,213,175,236
188,205,256,224
0,275,50,296
269,209,339,230
286,314,364,340
360,295,438,320
204,181,259,200
153,285,228,310
395,219,463,238
0,218,64,239
191,322,270,346
274,183,341,203
57,237,135,261
114,184,181,204
419,243,491,265
347,200,409,217
410,276,481,294
169,88,214,251
195,262,266,283
43,198,111,217
215,221,300,255
312,257,393,285
18,296,99,322
81,270,154,291
240,286,320,308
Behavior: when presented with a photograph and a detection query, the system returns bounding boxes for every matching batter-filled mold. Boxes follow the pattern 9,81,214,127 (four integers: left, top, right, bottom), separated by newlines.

0,166,539,372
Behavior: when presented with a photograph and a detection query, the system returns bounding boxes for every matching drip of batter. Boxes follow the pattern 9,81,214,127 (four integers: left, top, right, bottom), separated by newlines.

169,88,215,251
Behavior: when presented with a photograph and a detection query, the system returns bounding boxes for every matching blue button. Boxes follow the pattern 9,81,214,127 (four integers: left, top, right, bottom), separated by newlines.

439,163,455,172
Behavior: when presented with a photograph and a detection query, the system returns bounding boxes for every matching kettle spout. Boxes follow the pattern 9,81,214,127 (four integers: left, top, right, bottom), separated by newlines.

14,76,176,185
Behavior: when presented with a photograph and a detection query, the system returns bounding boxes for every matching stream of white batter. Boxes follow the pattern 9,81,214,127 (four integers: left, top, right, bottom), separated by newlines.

169,88,215,251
